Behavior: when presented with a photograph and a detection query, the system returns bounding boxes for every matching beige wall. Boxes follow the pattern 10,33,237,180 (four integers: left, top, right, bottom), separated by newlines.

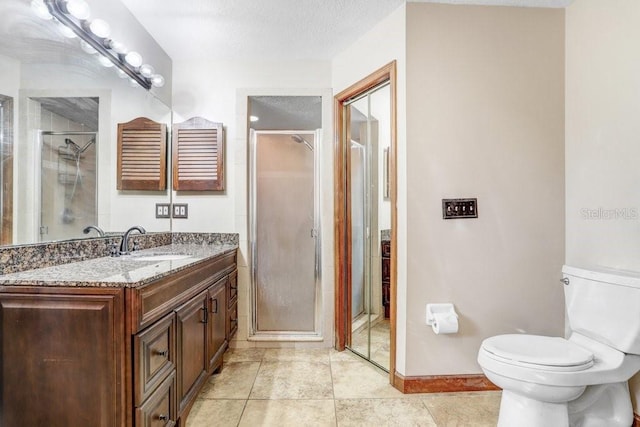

404,3,565,375
565,0,640,412
172,60,334,347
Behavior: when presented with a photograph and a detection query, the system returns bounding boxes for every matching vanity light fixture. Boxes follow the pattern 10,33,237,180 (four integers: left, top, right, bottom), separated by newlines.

35,0,165,90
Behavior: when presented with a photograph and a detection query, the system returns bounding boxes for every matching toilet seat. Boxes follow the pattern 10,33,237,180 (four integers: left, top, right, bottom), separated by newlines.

482,334,594,372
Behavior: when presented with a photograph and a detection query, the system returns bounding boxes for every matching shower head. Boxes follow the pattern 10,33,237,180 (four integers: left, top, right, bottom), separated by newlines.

65,137,95,155
291,135,313,151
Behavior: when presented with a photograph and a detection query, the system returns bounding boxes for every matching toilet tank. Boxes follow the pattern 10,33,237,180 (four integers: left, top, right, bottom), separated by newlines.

563,265,640,355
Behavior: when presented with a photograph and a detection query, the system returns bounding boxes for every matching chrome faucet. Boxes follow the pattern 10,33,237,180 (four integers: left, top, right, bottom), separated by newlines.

119,226,146,255
82,225,105,237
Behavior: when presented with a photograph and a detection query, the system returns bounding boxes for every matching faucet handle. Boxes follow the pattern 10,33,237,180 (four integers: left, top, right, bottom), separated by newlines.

109,243,120,257
132,240,139,252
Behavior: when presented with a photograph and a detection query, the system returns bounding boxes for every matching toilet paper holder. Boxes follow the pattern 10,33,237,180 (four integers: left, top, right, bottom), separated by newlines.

426,303,458,326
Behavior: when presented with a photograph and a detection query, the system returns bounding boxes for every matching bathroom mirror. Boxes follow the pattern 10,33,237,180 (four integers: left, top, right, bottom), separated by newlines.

346,82,392,371
0,0,172,246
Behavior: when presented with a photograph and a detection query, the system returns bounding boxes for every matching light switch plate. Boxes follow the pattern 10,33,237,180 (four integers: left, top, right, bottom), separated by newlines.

442,198,477,219
172,203,188,219
155,203,171,218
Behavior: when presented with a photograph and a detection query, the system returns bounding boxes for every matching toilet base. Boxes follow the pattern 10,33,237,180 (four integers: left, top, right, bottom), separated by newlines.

497,382,634,427
568,382,633,427
498,390,569,427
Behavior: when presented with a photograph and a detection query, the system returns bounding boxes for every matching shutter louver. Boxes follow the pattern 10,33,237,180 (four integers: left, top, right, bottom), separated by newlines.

172,117,224,191
117,117,167,191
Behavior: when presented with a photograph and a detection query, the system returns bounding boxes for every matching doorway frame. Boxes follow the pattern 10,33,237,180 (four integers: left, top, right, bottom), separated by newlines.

334,61,397,383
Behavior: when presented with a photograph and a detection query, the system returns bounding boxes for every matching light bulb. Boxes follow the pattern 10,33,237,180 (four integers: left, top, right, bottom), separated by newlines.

150,74,165,88
124,51,143,68
129,78,141,88
105,39,127,55
80,40,96,54
88,19,110,38
98,56,114,68
139,64,154,78
116,69,128,79
31,0,52,20
58,24,77,39
64,0,90,20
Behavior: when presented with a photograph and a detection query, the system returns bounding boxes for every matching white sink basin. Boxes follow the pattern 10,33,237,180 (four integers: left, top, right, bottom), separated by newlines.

131,253,192,261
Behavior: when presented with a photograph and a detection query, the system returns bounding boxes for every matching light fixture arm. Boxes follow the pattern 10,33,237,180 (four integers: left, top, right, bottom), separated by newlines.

43,0,153,90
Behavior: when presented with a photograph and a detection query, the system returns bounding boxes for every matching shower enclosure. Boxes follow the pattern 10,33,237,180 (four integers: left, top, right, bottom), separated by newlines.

250,130,321,338
39,130,97,241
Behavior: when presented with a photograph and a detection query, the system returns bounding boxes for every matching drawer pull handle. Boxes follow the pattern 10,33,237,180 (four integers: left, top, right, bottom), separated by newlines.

211,297,218,314
155,349,168,357
157,414,169,421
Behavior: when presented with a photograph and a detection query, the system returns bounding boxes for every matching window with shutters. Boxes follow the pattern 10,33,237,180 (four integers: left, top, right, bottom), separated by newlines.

117,117,167,191
172,117,224,191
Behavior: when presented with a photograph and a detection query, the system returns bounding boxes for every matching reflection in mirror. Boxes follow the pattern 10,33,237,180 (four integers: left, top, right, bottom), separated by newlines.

346,82,392,371
39,103,97,242
0,0,172,247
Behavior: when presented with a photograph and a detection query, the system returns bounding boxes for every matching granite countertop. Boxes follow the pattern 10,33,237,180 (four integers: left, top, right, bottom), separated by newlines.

0,243,238,288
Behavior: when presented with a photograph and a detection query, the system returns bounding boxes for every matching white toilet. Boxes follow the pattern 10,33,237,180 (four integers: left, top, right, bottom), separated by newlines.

478,265,640,427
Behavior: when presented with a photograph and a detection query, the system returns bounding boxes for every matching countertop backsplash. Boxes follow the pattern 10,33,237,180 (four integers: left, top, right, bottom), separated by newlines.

0,232,239,275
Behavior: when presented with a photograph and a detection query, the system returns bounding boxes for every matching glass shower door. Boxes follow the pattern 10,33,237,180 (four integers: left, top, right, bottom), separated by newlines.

250,130,320,335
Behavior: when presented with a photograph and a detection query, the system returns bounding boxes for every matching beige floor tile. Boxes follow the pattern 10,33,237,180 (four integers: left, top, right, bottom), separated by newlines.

422,392,502,427
335,398,437,426
199,361,260,399
239,399,336,427
250,361,333,399
331,360,403,399
330,348,366,363
185,399,246,427
223,347,266,363
262,348,330,364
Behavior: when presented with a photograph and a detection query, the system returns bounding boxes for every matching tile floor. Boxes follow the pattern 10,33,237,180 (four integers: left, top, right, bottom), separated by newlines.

186,347,501,426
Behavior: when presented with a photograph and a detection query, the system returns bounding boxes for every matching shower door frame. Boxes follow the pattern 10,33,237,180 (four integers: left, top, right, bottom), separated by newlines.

249,129,323,340
37,130,98,242
334,61,398,384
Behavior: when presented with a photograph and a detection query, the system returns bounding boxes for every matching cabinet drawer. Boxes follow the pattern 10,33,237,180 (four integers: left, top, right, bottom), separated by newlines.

135,372,176,427
134,312,176,405
227,269,238,307
227,300,238,339
135,251,237,331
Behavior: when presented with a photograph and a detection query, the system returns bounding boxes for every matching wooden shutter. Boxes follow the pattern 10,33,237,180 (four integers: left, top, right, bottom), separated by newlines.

117,117,167,191
172,117,224,191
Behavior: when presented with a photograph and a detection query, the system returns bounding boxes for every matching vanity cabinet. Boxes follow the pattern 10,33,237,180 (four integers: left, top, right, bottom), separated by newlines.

226,269,238,338
207,276,227,373
381,240,391,319
0,248,237,427
0,289,125,427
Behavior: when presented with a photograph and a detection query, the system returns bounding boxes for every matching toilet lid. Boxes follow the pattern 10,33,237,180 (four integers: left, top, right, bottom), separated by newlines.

482,335,594,371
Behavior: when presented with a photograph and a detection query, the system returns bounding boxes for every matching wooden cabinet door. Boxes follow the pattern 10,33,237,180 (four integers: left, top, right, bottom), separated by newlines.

175,290,208,414
207,277,227,373
0,291,124,427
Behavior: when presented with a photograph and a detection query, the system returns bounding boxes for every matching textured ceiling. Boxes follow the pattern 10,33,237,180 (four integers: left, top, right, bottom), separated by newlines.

121,0,573,62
